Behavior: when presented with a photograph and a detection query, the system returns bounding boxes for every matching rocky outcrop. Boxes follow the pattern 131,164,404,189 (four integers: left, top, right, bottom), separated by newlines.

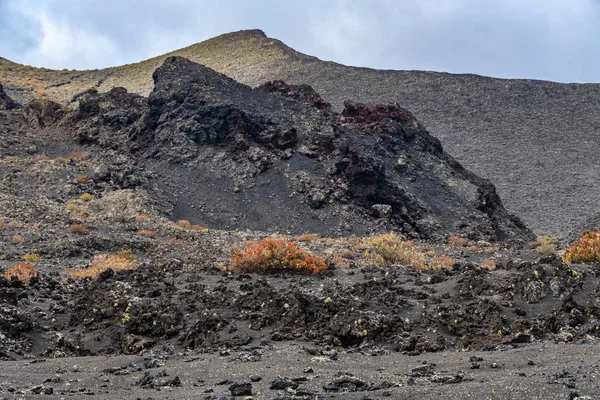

69,56,530,241
0,83,18,110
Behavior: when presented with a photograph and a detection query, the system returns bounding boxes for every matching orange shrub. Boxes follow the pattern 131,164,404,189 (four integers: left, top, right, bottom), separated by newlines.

430,254,455,269
0,218,4,230
176,220,192,229
191,224,207,231
67,151,88,161
168,237,184,245
31,154,49,162
137,229,157,238
481,259,496,270
67,252,138,280
564,229,600,264
228,237,328,274
135,214,150,221
448,235,470,247
2,263,37,283
69,224,88,234
75,175,89,184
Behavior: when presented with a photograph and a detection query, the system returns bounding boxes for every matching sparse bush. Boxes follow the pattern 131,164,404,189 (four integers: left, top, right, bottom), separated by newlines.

69,224,88,234
360,232,427,269
11,235,24,244
533,236,559,257
298,233,320,242
430,254,455,269
65,202,85,213
137,229,157,238
176,219,192,230
79,193,93,202
338,249,357,259
2,262,37,283
448,235,470,247
135,214,150,221
22,253,42,262
564,229,600,264
228,237,328,274
168,237,184,245
481,259,496,270
31,154,49,162
67,151,87,161
75,175,89,184
67,252,138,280
0,218,4,230
191,224,207,231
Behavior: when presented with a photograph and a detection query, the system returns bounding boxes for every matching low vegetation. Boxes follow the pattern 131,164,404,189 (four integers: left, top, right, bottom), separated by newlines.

564,229,600,264
69,224,88,234
359,232,427,269
2,262,37,283
228,237,329,274
67,250,138,280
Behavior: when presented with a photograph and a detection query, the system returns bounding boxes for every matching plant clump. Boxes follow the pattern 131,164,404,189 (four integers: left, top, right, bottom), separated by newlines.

79,193,93,202
564,229,600,264
137,229,157,238
67,251,138,280
360,232,427,269
69,224,88,234
228,237,329,274
2,262,37,283
22,253,42,262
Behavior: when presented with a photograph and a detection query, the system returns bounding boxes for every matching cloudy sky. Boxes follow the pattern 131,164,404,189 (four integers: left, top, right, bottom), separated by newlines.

1,0,599,83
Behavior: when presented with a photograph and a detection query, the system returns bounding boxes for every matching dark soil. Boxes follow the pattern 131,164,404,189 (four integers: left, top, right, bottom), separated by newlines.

1,56,599,399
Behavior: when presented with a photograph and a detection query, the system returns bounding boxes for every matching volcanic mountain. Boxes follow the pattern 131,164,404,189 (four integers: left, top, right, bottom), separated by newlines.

0,56,529,241
1,30,599,238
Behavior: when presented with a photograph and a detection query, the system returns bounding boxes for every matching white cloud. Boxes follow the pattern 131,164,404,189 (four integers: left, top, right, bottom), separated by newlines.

20,12,121,69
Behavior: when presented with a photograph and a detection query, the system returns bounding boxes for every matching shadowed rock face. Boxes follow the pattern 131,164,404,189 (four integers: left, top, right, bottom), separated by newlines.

0,83,18,110
71,56,531,241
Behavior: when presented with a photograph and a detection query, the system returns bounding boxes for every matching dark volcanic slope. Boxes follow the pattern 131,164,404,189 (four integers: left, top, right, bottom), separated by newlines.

3,29,597,238
69,56,529,240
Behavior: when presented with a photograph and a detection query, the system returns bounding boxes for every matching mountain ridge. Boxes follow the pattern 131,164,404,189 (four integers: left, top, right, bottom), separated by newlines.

1,29,599,238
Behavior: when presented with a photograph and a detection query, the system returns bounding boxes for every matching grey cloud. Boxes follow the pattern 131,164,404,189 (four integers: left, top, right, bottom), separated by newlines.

1,0,599,82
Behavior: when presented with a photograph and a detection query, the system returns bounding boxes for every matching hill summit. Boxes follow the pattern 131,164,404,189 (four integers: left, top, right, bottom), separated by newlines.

1,29,600,238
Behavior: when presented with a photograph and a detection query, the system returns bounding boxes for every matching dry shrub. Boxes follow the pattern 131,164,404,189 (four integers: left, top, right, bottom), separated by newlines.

137,229,157,238
228,237,328,275
3,156,19,162
6,220,20,229
135,214,150,222
481,259,496,270
11,235,24,244
31,154,49,162
53,157,68,164
176,220,192,230
0,218,4,230
339,249,357,259
168,237,184,245
67,151,88,161
79,193,93,202
331,255,350,269
430,254,455,269
298,233,320,242
65,202,85,213
67,251,137,280
533,236,559,257
69,224,88,234
360,232,427,269
564,229,600,264
75,175,89,184
191,224,207,231
2,262,37,283
448,235,470,247
22,253,42,262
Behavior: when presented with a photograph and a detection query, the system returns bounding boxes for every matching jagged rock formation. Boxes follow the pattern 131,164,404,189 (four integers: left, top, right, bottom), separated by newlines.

2,29,598,238
0,83,18,110
70,56,529,241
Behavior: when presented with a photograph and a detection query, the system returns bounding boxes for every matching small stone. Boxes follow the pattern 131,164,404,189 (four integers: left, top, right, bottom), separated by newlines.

491,363,498,368
304,367,314,373
250,375,262,382
528,360,536,366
